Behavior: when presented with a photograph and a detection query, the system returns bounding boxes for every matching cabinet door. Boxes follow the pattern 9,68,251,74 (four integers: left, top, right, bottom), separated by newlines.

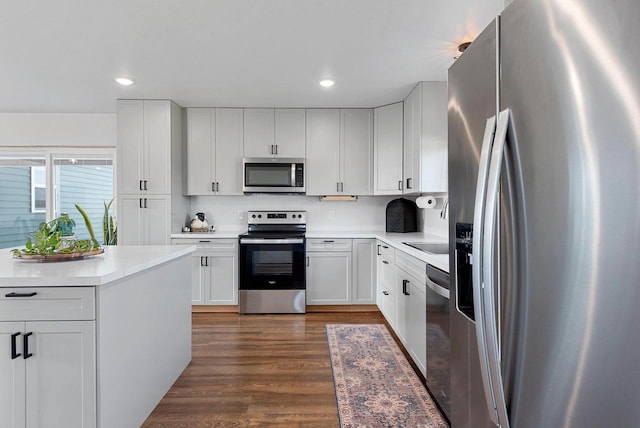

206,253,238,305
419,82,448,192
117,100,144,195
352,239,376,304
214,108,244,195
143,100,172,194
145,196,171,245
117,195,144,245
408,280,427,376
403,84,421,194
243,108,275,157
25,321,95,428
377,254,396,326
374,102,404,195
305,109,341,195
307,252,352,304
0,322,26,428
341,109,373,195
186,108,215,195
191,254,207,304
396,274,411,346
274,109,305,158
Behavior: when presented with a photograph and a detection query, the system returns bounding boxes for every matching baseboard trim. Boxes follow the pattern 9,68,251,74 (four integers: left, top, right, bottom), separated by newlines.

192,305,239,313
306,305,380,313
192,304,381,313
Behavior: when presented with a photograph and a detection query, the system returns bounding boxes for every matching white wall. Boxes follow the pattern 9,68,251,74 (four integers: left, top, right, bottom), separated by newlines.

188,194,448,238
0,113,116,147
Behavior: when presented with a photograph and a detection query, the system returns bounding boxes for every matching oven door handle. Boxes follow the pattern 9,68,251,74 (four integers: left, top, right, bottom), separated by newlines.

240,238,304,245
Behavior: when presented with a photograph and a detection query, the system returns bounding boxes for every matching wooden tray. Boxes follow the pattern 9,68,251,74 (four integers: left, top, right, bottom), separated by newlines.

13,248,104,262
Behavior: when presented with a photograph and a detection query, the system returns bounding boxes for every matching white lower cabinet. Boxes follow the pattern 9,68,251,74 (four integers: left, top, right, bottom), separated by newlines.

306,239,352,305
118,195,171,245
172,238,238,305
352,239,376,304
376,241,396,323
0,289,96,428
376,241,428,377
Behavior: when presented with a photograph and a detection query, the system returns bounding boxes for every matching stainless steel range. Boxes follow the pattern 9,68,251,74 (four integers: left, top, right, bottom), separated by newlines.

238,210,306,314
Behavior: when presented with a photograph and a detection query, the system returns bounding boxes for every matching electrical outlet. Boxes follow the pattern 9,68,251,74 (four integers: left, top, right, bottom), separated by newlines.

329,210,335,220
238,210,244,219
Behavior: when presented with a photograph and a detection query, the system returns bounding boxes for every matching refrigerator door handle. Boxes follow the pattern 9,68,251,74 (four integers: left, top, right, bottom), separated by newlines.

482,108,512,428
471,115,500,426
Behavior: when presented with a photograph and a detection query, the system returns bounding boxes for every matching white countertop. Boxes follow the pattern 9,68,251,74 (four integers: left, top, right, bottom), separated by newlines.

0,245,195,287
306,231,449,272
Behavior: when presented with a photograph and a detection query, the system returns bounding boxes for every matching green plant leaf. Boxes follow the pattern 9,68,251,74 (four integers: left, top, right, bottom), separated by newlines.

75,204,99,248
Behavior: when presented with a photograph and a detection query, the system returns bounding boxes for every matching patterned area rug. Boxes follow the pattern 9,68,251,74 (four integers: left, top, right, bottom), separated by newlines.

326,324,447,427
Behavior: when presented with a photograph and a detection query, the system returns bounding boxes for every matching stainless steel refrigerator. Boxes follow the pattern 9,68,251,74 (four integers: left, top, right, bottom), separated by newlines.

448,0,640,426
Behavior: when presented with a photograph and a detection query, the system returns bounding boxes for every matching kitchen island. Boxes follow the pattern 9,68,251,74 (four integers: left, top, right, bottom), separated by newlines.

0,245,194,428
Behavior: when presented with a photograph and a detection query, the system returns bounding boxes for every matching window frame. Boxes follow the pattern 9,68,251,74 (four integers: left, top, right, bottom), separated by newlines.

0,147,117,222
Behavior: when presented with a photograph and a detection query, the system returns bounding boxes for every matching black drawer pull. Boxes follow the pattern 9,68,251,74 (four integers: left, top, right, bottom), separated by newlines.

323,240,335,243
382,245,389,249
199,240,211,243
11,333,21,359
5,292,37,298
23,332,33,359
382,260,389,265
383,291,389,296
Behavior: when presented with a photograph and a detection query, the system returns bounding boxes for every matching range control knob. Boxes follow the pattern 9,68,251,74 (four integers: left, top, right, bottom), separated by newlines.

251,214,256,218
258,214,262,218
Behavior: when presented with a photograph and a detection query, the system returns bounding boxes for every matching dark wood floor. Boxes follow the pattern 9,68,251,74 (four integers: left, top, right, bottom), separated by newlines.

142,311,392,428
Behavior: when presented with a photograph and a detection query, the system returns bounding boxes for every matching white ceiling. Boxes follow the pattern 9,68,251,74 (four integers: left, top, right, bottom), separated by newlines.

2,0,503,113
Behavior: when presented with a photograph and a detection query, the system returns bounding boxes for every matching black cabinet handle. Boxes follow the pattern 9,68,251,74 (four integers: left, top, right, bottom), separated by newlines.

212,182,215,192
23,332,33,359
199,240,211,243
398,180,402,191
383,291,389,296
216,182,220,192
144,180,148,190
402,279,411,296
139,198,143,209
377,244,381,256
323,240,335,243
139,180,143,191
382,245,389,249
144,198,148,208
382,260,389,264
5,292,37,298
274,145,278,155
11,333,21,359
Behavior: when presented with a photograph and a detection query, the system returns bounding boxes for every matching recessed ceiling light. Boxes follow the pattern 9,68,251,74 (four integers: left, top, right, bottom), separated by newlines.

114,77,134,86
319,79,335,88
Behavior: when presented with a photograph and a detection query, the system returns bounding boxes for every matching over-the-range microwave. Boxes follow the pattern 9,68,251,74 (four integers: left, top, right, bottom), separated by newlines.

242,158,305,193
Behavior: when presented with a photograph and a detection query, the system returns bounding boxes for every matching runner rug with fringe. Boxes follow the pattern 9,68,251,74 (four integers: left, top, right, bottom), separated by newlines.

326,324,447,428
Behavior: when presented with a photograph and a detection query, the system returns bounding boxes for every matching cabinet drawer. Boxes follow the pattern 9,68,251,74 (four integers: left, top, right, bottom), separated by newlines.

377,241,395,261
396,250,426,284
172,238,237,251
0,287,95,321
306,238,352,252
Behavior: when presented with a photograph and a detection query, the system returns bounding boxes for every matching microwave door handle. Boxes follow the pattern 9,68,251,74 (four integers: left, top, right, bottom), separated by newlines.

291,163,296,187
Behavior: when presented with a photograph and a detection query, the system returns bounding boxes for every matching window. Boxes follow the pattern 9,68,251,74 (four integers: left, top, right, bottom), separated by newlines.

0,149,115,249
31,166,46,213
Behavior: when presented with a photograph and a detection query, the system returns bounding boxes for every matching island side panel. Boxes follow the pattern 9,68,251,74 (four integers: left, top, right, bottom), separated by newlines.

96,254,192,428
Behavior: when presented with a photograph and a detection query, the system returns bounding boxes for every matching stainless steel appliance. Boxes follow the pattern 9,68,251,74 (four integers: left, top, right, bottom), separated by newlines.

239,210,306,313
425,264,450,423
448,0,640,426
243,158,305,193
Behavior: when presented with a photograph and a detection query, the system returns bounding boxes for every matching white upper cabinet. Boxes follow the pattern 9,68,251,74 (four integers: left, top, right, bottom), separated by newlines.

403,82,448,194
341,109,373,195
306,109,373,196
186,108,243,195
243,108,305,158
306,109,341,195
274,109,306,158
117,100,172,195
243,108,274,157
374,102,404,195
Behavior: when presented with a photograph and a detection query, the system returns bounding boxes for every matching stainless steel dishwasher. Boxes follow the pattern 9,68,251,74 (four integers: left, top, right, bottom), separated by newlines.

425,264,450,422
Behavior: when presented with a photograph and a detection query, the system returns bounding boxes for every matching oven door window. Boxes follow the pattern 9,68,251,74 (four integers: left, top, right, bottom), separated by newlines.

240,242,305,290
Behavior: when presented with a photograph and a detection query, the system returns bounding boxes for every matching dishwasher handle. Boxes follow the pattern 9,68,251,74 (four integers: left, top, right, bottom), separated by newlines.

426,264,450,299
